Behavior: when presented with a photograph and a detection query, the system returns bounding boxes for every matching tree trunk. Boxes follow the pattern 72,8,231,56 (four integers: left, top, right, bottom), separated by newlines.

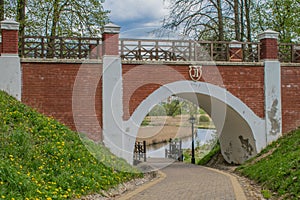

240,0,244,41
216,0,224,41
17,0,26,38
245,0,251,42
0,0,4,21
48,0,61,57
234,0,241,41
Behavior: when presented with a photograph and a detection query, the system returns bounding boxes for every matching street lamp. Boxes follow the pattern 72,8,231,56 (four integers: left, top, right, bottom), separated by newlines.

189,115,196,164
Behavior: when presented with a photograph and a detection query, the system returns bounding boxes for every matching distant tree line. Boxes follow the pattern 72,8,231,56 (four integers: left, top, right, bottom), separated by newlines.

0,0,109,37
162,0,300,42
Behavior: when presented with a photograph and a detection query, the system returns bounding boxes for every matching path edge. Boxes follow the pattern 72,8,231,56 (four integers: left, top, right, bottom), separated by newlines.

204,167,247,200
116,170,166,200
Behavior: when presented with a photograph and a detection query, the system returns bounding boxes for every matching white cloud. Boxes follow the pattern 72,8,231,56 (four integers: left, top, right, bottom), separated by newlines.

104,0,169,24
103,0,171,38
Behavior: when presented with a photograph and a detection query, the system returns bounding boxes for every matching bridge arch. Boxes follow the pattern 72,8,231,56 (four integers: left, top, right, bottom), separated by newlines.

124,80,266,164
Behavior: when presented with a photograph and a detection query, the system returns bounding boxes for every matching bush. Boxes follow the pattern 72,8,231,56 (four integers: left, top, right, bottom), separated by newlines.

199,115,210,123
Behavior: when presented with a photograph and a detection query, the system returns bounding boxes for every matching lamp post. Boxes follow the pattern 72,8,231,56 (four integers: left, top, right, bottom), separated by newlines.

189,115,196,164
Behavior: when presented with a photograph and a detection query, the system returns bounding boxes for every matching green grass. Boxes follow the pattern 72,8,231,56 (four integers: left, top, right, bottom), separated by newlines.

237,129,300,200
0,91,141,199
197,142,220,165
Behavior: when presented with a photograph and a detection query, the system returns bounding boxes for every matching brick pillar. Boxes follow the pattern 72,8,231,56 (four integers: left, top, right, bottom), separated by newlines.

259,30,279,60
102,23,120,56
229,40,243,62
1,20,19,56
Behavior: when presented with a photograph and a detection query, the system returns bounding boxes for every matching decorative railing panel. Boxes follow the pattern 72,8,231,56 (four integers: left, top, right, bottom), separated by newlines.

20,36,102,59
278,43,300,63
18,36,300,63
120,39,260,62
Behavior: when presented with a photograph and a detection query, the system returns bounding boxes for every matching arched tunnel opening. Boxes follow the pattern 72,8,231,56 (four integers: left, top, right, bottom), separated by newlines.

134,97,218,164
126,81,265,166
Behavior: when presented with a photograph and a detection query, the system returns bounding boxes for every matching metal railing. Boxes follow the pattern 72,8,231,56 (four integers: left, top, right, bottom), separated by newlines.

17,36,300,62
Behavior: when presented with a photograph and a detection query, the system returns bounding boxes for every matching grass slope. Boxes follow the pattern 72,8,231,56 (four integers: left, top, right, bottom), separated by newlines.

237,129,300,199
0,91,141,199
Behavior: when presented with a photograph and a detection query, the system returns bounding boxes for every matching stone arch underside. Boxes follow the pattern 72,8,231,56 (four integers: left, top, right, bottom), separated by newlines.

124,80,266,164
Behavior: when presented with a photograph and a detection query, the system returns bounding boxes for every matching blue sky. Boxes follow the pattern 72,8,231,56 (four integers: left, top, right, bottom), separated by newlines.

103,0,170,38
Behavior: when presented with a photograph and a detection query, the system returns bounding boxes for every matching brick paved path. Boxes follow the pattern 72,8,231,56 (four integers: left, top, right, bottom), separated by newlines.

127,161,238,200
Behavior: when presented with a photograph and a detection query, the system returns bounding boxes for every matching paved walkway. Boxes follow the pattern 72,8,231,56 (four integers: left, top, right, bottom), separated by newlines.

118,159,246,200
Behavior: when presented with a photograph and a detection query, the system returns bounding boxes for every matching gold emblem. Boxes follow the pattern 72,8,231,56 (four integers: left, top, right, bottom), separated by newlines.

189,65,202,81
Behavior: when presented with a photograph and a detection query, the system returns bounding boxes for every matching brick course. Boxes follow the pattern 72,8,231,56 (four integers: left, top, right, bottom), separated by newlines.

281,66,300,133
122,64,265,120
1,29,19,54
21,62,103,141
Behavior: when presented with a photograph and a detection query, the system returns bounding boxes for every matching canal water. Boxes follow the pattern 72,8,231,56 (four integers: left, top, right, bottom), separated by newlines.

147,129,217,158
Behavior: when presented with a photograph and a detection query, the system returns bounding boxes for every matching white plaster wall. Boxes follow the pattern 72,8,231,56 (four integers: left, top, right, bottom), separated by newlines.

264,61,282,143
0,56,22,100
102,55,135,163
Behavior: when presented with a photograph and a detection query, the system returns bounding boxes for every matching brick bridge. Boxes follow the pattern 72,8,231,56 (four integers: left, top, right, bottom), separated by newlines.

1,20,300,164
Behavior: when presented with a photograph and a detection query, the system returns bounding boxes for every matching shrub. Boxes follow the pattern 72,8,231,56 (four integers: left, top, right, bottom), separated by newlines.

199,115,210,123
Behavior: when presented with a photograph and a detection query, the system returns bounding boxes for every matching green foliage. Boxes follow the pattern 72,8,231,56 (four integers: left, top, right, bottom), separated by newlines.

237,129,300,199
148,100,181,117
141,118,150,126
261,190,272,199
163,100,181,117
148,104,166,116
197,142,220,165
199,115,210,123
0,91,141,199
252,0,300,42
3,0,109,37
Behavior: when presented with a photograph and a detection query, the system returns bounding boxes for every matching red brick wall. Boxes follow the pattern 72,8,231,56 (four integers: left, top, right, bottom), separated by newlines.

260,38,278,60
1,29,18,54
21,61,300,139
281,66,300,133
122,64,265,120
21,62,103,141
102,33,119,56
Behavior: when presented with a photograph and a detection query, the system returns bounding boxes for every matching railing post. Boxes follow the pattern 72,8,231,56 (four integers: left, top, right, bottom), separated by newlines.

258,30,279,60
143,140,146,162
229,40,243,62
102,23,120,56
1,20,19,56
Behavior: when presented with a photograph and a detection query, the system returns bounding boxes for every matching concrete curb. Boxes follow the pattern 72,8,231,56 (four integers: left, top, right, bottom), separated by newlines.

205,167,247,200
116,171,166,200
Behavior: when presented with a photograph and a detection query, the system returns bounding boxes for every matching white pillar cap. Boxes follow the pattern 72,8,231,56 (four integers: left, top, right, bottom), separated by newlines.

1,20,19,31
104,23,120,34
258,30,279,40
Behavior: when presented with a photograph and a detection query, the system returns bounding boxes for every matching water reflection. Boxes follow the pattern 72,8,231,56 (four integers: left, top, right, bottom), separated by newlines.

147,129,216,158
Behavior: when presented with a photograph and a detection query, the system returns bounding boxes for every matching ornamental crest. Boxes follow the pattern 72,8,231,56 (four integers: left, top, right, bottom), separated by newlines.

189,65,202,81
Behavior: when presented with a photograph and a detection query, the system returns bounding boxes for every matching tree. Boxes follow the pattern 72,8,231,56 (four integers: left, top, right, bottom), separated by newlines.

254,0,300,42
162,0,300,43
162,0,227,41
0,0,4,21
2,0,109,37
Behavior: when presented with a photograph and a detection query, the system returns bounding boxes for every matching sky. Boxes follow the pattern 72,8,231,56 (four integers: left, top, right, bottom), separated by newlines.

103,0,170,38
